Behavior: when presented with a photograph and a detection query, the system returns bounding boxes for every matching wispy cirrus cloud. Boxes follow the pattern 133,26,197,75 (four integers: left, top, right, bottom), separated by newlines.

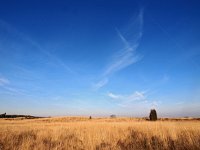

108,90,162,109
93,78,108,90
0,19,75,74
0,76,27,95
0,77,10,86
108,91,146,102
108,91,147,108
94,9,144,90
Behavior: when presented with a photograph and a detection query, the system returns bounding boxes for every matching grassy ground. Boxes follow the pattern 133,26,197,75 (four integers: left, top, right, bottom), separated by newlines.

0,117,200,150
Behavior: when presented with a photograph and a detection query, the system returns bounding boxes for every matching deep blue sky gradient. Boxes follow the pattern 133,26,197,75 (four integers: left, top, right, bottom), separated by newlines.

0,0,200,117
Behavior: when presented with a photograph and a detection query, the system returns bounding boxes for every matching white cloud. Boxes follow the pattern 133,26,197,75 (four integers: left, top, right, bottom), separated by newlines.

0,77,10,86
129,91,145,101
94,9,144,89
106,91,164,110
108,92,121,99
108,91,146,102
93,78,108,90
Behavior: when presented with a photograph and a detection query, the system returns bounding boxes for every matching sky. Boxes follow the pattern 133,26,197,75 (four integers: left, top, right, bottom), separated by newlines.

0,0,200,117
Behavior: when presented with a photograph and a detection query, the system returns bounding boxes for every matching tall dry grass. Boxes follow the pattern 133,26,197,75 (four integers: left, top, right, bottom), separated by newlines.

0,117,200,150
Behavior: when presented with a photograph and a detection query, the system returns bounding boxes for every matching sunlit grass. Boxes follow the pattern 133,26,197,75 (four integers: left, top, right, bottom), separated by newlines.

0,117,200,150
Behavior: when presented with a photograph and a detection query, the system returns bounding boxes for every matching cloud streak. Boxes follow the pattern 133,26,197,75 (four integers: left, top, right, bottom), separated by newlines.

108,91,147,108
93,78,108,90
0,77,10,86
108,91,146,102
108,90,162,110
94,9,144,89
0,19,75,75
0,76,28,96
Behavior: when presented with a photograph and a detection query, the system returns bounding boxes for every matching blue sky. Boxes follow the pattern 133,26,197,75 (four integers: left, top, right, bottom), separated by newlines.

0,0,200,117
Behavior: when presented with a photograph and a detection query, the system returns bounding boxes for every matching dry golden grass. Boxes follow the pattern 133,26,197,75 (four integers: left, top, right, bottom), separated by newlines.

0,117,200,150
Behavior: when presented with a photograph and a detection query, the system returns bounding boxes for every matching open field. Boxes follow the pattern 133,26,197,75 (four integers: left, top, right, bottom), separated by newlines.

0,117,200,150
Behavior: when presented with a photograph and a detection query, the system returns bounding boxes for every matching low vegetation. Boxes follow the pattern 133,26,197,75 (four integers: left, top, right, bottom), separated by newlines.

0,117,200,150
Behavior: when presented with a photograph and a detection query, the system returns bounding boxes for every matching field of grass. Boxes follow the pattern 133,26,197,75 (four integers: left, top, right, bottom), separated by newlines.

0,117,200,150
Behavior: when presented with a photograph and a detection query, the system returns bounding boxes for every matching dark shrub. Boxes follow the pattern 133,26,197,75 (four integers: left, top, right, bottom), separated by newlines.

149,109,157,121
110,115,116,118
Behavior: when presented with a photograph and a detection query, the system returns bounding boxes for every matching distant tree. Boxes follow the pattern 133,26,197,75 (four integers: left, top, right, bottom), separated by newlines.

110,115,116,118
0,113,6,118
149,109,157,121
89,116,92,119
